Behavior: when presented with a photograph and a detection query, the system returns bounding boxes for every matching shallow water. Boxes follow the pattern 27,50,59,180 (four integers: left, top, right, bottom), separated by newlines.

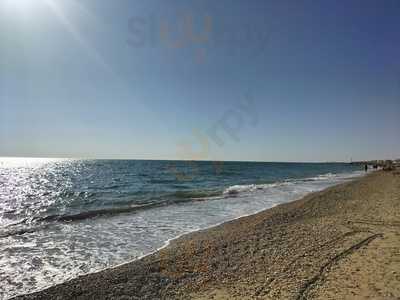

0,158,363,299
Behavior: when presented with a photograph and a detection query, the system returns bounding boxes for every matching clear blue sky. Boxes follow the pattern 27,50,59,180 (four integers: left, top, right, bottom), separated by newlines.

1,0,399,162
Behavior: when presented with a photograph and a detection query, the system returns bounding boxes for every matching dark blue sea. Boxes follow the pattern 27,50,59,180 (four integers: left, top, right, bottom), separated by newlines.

0,158,363,299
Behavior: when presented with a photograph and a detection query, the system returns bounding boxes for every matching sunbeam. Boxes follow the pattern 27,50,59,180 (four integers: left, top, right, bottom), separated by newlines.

42,0,112,73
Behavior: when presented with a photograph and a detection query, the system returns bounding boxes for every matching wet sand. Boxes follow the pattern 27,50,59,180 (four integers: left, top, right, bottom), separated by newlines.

15,170,400,299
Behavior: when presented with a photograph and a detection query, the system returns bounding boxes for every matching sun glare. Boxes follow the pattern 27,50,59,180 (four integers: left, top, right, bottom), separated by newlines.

6,0,32,10
4,0,43,16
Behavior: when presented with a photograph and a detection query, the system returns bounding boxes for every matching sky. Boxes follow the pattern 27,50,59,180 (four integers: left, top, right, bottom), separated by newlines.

0,0,399,162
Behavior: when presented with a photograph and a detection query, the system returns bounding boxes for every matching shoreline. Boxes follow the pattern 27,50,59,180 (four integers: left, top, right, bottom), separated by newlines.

5,171,361,299
83,171,364,273
15,170,400,299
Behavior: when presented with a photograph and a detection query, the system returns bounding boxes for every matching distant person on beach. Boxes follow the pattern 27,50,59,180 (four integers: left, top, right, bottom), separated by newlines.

365,164,368,172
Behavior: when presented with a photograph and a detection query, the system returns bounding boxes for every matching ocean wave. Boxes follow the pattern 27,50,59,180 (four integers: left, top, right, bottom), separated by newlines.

0,192,224,237
223,182,285,196
172,190,222,200
0,171,361,239
34,203,156,223
0,224,51,239
307,173,336,181
221,171,358,196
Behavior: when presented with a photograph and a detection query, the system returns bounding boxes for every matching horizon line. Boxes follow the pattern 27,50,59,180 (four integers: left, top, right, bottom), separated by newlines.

1,155,392,164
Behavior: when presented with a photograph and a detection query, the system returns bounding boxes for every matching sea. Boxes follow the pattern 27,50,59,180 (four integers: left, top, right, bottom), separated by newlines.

0,157,363,299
